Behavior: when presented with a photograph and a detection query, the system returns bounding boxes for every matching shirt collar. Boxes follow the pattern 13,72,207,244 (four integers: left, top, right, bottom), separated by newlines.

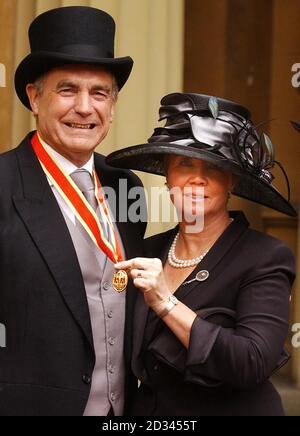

37,133,95,186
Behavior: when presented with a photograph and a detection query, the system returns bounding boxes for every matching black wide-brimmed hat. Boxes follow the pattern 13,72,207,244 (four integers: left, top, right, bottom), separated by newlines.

106,93,297,217
15,6,133,110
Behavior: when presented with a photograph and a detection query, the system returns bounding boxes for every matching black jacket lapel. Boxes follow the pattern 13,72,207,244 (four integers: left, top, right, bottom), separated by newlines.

13,134,94,350
175,212,250,304
94,153,146,259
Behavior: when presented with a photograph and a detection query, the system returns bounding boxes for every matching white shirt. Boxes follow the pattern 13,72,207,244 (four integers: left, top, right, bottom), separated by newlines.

39,134,110,237
39,135,94,225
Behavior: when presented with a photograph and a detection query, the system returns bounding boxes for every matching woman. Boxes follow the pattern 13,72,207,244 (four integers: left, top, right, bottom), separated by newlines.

107,93,297,416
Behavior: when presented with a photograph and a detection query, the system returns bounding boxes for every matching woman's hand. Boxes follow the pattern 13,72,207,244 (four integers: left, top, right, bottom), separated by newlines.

115,258,172,313
116,257,197,348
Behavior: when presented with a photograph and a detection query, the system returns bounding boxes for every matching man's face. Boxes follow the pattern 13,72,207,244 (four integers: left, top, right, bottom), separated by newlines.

26,65,116,165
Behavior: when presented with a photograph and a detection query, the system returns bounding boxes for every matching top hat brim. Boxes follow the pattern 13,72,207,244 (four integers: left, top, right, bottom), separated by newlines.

106,142,298,217
15,51,133,110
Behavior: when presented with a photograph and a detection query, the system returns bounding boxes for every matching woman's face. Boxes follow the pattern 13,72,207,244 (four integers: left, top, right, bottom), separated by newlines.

166,156,234,223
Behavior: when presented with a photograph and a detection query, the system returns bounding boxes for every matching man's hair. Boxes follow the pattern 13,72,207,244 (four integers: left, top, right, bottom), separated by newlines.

33,66,119,102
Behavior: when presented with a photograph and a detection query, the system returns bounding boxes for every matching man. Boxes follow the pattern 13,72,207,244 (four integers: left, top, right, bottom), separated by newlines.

0,6,146,416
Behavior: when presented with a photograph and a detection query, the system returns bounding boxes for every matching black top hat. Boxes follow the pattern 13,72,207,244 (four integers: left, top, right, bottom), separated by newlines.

15,6,133,110
106,93,297,217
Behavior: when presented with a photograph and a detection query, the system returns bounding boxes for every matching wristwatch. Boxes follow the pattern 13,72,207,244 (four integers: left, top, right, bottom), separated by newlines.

158,295,179,318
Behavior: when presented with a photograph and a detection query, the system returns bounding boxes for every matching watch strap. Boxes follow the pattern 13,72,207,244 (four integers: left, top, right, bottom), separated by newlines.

157,295,179,318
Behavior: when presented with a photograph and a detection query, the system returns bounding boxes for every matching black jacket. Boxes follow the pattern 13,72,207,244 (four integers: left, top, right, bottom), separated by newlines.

0,132,146,416
131,212,295,416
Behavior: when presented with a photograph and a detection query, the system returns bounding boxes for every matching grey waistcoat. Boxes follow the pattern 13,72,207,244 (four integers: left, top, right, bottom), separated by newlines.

61,208,126,416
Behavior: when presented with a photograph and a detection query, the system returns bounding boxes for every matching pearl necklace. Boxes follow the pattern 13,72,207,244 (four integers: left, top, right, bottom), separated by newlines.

168,232,209,268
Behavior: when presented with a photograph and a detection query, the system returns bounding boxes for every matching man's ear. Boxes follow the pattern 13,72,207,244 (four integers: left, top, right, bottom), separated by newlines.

26,84,40,115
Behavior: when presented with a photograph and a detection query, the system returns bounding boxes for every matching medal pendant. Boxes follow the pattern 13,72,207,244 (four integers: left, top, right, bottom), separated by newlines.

112,270,128,293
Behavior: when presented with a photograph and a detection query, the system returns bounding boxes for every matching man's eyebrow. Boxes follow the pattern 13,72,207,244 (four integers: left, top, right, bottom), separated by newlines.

56,80,77,89
91,84,112,93
55,81,112,94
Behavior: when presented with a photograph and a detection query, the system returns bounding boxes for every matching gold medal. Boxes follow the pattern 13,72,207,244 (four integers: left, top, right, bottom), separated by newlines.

112,270,128,293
